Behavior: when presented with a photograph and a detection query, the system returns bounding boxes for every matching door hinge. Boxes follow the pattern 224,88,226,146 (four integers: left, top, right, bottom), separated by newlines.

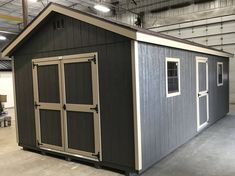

88,55,96,64
63,104,66,110
90,104,99,113
34,102,41,109
37,140,42,146
32,63,38,69
92,152,100,161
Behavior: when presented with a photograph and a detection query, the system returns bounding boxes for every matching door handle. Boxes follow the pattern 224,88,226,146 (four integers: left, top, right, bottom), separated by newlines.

198,91,209,97
63,104,66,110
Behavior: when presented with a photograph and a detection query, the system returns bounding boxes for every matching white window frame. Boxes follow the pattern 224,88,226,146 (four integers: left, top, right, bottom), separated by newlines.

217,62,223,86
166,57,181,98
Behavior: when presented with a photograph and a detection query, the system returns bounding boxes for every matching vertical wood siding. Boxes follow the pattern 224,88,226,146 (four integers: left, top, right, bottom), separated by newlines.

138,42,229,171
13,12,135,169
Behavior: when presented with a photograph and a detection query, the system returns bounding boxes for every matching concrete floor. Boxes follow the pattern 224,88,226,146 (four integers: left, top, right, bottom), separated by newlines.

0,106,235,176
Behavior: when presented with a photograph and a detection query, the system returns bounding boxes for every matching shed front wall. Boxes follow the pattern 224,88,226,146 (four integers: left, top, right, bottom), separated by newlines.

12,12,135,169
138,42,229,171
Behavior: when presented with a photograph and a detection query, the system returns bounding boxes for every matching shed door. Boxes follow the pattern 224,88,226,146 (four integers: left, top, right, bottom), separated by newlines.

33,61,64,151
196,57,209,131
61,55,101,160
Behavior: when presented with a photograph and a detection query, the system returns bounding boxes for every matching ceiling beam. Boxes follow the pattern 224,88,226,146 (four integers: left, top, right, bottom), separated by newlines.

22,0,28,27
0,14,23,22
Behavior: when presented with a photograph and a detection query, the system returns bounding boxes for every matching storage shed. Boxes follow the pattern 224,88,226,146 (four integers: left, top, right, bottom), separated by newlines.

2,3,233,175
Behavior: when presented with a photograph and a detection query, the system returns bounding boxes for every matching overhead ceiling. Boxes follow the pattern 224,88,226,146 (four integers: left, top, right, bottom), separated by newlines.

0,0,215,52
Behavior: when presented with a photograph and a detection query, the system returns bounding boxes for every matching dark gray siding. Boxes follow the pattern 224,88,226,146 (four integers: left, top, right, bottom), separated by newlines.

138,42,229,171
14,55,36,147
13,12,135,169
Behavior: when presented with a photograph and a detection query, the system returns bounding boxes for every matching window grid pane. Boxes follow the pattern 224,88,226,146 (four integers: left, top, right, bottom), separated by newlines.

218,63,223,85
167,61,179,94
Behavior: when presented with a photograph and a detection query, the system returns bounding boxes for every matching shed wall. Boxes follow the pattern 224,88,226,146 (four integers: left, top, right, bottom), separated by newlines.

13,12,135,169
138,42,229,171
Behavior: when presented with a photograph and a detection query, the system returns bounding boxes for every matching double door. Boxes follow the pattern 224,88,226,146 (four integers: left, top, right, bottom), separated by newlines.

32,53,101,161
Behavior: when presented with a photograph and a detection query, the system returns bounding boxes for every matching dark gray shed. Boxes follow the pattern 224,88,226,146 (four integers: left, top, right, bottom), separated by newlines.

2,3,233,175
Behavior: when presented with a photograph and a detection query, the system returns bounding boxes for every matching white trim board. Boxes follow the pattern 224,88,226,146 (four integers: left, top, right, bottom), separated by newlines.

1,3,233,58
165,57,181,98
131,40,142,171
196,57,209,132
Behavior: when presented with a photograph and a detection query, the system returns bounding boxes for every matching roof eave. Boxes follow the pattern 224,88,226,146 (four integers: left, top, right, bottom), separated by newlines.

136,32,233,58
1,3,233,59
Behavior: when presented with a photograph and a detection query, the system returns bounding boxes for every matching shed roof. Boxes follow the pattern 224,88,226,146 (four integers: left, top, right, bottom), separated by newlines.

1,3,233,58
0,60,12,71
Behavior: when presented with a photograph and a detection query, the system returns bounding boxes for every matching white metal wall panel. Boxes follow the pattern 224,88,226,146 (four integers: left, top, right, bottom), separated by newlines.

207,24,222,36
223,21,235,33
180,28,195,39
193,38,207,46
207,35,222,46
151,14,235,103
223,33,235,45
193,26,207,38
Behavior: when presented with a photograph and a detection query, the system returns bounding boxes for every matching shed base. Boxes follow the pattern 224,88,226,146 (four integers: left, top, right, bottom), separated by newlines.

21,146,137,175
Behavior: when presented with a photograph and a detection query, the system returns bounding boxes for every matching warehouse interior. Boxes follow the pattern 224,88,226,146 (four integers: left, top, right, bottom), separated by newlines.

0,0,235,176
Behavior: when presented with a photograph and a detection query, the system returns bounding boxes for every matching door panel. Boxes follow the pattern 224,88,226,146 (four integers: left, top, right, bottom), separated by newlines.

199,95,208,126
196,57,209,131
37,64,60,103
33,61,64,151
198,63,207,92
67,111,95,153
64,62,93,104
40,109,62,146
62,55,101,160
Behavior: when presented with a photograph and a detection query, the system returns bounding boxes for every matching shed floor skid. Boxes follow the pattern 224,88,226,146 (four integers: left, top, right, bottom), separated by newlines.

0,107,235,176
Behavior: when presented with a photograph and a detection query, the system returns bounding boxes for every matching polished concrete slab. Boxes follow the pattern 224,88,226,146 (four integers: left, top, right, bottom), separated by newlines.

0,107,235,176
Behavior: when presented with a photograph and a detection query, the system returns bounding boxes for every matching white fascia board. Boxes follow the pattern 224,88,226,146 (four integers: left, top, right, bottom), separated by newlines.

136,32,233,58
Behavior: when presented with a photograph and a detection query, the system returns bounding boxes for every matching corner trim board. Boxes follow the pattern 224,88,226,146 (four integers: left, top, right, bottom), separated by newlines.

131,40,142,171
11,57,19,143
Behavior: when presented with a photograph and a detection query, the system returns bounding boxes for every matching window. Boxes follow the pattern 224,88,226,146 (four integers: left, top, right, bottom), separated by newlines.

166,58,181,97
217,62,223,86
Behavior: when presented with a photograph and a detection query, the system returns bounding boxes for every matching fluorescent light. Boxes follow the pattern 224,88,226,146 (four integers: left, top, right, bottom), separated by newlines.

29,0,38,2
94,4,110,13
0,36,6,40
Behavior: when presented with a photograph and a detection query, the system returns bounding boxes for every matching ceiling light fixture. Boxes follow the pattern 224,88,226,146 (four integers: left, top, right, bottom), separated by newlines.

28,0,38,3
0,36,7,41
94,4,110,13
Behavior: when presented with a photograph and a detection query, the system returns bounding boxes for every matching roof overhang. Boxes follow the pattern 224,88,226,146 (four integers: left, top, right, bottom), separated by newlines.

1,3,233,58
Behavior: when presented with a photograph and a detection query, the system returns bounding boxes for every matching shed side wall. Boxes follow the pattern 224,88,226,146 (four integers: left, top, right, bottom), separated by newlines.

138,42,229,171
13,12,135,169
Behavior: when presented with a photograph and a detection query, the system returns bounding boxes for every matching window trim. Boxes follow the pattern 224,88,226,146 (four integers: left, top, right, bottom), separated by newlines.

217,62,223,86
166,57,181,98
